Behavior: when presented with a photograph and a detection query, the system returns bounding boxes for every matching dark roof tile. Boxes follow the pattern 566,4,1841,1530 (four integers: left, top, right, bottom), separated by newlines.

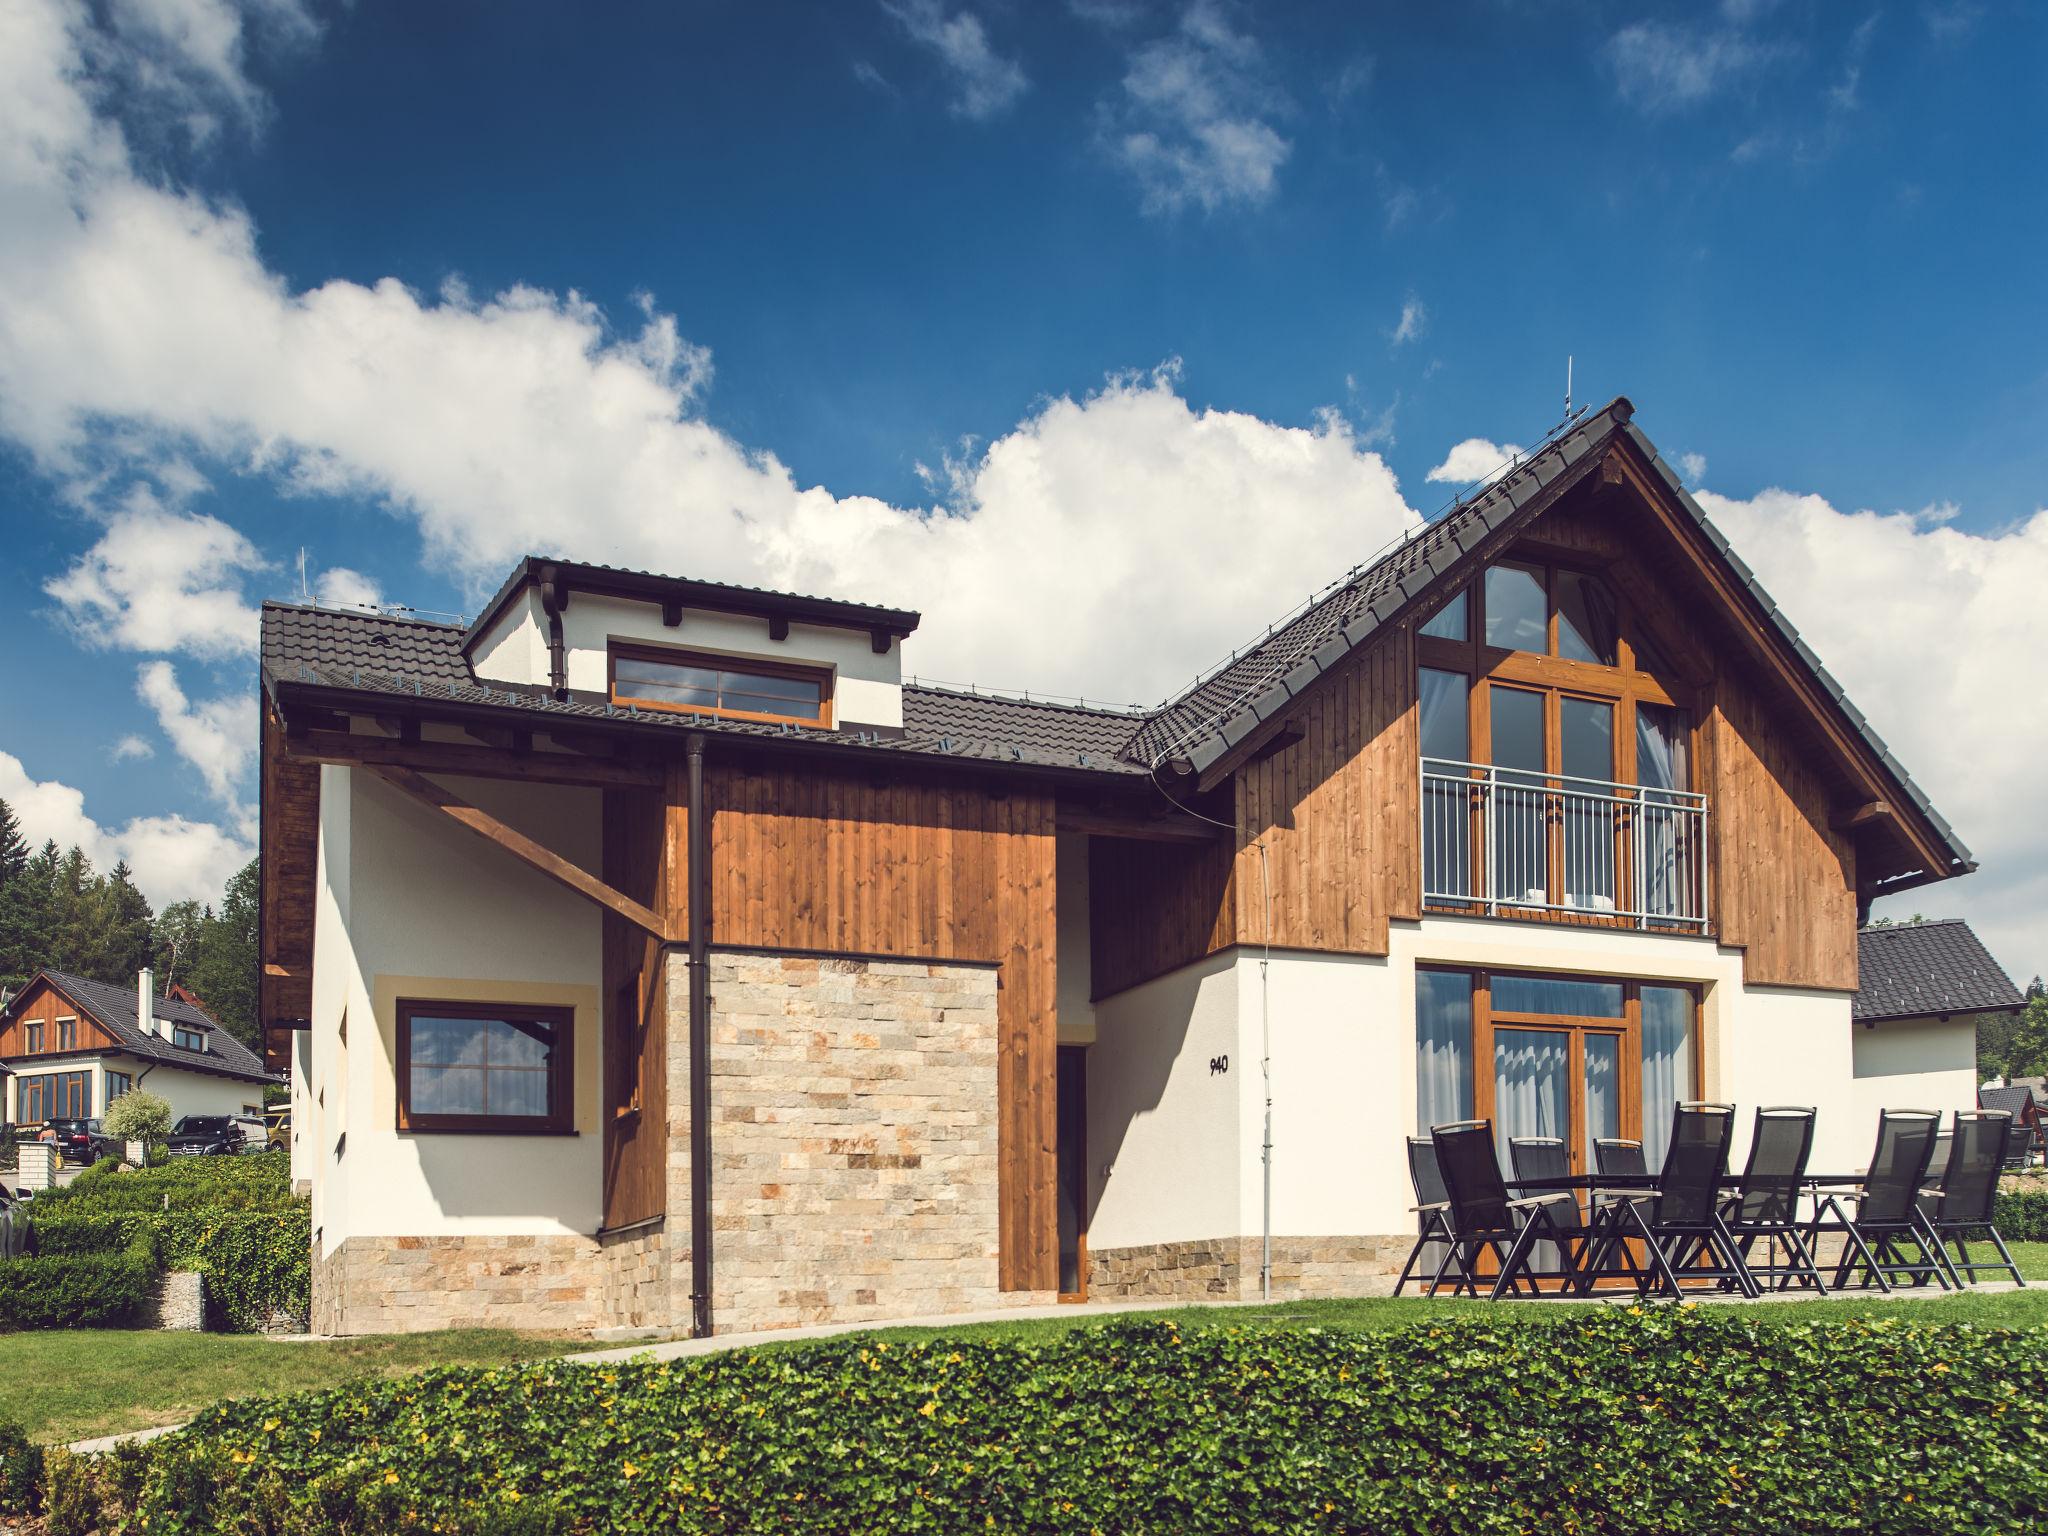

1855,920,2023,1022
13,972,275,1082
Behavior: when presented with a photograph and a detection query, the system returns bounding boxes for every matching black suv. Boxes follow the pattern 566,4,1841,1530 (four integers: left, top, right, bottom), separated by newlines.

165,1116,247,1157
43,1118,119,1164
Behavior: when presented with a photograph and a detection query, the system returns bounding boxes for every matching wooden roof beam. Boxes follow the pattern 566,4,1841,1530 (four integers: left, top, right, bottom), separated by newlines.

366,764,670,941
282,727,662,789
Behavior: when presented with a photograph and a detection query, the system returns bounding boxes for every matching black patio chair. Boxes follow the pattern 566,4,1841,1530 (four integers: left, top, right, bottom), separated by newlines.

1509,1136,1589,1283
1584,1102,1758,1300
1923,1111,2026,1287
1807,1109,1951,1293
1723,1106,1827,1292
1428,1120,1588,1300
1392,1136,1455,1297
1592,1136,1653,1218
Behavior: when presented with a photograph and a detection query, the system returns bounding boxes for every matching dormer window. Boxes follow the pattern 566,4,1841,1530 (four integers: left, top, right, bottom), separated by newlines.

609,644,833,728
173,1025,205,1052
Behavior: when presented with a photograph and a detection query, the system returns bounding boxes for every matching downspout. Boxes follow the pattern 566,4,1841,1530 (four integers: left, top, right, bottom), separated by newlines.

686,733,713,1338
538,564,568,702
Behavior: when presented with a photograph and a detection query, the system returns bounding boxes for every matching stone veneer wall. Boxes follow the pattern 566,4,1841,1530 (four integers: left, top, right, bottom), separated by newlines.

1088,1235,1412,1301
670,952,1040,1334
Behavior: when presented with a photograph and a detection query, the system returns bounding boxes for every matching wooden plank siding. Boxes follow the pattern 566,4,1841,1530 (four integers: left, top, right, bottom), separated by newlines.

600,784,671,1230
0,977,121,1058
1086,835,1235,1001
696,757,1060,1293
259,709,321,1067
1702,668,1860,991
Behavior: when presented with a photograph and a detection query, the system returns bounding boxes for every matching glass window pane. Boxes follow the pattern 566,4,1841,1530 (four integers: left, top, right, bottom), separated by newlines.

410,1064,483,1117
1555,571,1618,665
1641,987,1696,1169
1488,686,1545,773
1485,563,1548,652
1420,590,1468,641
1635,704,1690,794
1491,974,1625,1017
410,1016,489,1066
723,670,820,706
486,1068,551,1118
1558,698,1613,782
615,673,719,709
1583,1034,1621,1171
1493,1029,1570,1166
1415,971,1474,1132
496,1021,554,1069
1418,668,1469,762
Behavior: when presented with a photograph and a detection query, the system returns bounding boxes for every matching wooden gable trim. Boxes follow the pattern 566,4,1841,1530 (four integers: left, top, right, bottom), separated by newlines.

1601,444,1958,885
0,974,124,1059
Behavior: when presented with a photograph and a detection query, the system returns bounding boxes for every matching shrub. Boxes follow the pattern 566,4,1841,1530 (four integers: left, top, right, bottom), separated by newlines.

0,1221,161,1331
102,1309,2048,1534
1995,1185,2048,1241
104,1088,174,1147
0,1416,44,1518
39,1449,107,1536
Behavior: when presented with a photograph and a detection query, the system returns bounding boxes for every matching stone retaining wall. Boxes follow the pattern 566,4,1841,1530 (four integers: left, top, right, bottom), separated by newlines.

1088,1235,1410,1301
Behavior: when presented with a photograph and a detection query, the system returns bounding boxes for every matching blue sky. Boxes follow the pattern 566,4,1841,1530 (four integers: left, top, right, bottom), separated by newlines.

0,0,2042,972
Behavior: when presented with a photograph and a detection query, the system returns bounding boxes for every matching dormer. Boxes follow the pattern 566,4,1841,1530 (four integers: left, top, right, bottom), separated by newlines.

462,558,921,732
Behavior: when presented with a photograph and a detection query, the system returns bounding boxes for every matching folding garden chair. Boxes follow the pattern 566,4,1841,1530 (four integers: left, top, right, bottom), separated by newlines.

1392,1136,1455,1297
1807,1109,1951,1293
1722,1106,1827,1292
1583,1102,1758,1300
1509,1136,1590,1285
1428,1120,1590,1300
1923,1111,2026,1288
1592,1136,1653,1220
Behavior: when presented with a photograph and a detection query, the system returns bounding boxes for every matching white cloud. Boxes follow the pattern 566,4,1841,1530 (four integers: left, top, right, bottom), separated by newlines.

1696,488,2048,981
313,565,381,611
1603,18,1782,113
0,4,1417,709
1679,451,1708,483
0,749,251,908
135,659,256,813
1425,437,1524,486
1390,295,1426,347
880,0,1026,120
43,499,268,658
1105,1,1290,214
110,734,155,762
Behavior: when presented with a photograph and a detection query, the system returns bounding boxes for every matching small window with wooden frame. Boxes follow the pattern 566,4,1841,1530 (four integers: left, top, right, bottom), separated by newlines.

609,643,833,728
24,1022,43,1054
55,1017,77,1051
396,1000,574,1135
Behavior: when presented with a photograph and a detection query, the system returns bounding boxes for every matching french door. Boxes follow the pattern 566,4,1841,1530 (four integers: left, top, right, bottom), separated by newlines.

1469,974,1645,1176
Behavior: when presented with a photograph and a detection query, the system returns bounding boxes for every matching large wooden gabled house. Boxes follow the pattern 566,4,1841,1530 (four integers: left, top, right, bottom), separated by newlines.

260,398,1976,1336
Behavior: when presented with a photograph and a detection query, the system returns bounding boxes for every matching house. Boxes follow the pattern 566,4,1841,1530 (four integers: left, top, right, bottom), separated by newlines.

0,968,276,1126
260,397,1979,1337
1850,919,2022,1135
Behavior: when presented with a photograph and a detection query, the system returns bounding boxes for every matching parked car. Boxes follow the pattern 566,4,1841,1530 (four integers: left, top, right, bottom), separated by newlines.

165,1115,248,1157
231,1115,268,1153
41,1118,120,1165
265,1105,291,1151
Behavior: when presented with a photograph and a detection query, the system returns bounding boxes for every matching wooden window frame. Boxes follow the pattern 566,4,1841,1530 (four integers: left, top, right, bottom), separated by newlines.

395,999,575,1136
106,1071,133,1105
172,1026,205,1052
23,1023,42,1055
20,1070,93,1122
608,642,835,729
1418,964,1703,1176
55,1017,76,1051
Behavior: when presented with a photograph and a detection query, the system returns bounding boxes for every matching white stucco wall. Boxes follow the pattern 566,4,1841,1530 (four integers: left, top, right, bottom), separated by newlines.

1849,1015,1979,1136
1086,951,1241,1251
1086,912,1865,1249
4,1055,261,1123
470,587,905,729
306,765,604,1256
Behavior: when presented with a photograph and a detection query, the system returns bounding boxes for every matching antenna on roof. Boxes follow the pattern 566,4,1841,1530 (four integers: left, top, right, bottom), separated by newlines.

1564,355,1573,420
298,548,312,605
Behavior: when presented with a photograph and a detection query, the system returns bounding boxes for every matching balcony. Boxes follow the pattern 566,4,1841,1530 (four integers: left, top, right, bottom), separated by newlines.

1420,757,1709,932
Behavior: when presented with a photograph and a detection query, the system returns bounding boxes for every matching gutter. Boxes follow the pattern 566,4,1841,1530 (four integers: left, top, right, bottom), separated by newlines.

686,732,713,1338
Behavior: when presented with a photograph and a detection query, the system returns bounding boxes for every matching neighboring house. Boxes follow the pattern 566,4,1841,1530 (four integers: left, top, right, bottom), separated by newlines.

1850,919,2023,1132
260,397,1981,1337
0,968,276,1126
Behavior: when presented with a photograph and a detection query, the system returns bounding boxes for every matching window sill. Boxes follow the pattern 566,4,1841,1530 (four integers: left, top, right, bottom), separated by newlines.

396,1126,581,1138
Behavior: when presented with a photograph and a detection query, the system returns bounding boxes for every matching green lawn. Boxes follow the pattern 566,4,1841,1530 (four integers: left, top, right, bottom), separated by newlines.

0,1328,587,1445
7,1242,2046,1448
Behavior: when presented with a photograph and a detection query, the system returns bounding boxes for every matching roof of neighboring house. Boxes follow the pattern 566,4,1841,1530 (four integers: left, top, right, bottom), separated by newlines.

257,398,1972,873
260,603,1149,778
1854,920,2024,1022
1,971,276,1083
1979,1084,2040,1122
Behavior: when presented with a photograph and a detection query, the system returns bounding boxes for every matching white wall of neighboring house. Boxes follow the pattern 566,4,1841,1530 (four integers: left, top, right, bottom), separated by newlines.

470,588,906,728
1849,1014,1980,1134
5,1054,262,1123
1085,912,1866,1252
306,764,604,1258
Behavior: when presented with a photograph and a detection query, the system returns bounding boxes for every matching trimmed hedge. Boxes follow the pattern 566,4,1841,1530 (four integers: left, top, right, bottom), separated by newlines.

1995,1185,2048,1241
17,1153,308,1332
34,1309,2048,1534
0,1221,160,1330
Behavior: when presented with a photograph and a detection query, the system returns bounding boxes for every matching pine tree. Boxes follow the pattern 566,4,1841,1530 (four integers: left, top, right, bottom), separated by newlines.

0,799,27,886
0,840,58,991
186,858,260,1049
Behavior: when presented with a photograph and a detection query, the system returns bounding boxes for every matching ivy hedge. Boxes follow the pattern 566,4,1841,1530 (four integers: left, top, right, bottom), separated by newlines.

18,1308,2048,1534
12,1153,309,1333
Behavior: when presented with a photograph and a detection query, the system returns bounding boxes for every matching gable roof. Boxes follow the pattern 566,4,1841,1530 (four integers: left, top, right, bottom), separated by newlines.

3,971,276,1083
261,603,1148,779
1854,920,2024,1023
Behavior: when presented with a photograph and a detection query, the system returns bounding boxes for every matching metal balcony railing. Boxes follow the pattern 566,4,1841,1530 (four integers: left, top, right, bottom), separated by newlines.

1420,757,1709,932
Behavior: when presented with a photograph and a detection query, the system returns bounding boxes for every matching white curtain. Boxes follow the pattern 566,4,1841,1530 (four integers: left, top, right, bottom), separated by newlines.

1640,986,1696,1169
1415,971,1474,1133
1492,1030,1569,1166
1583,1034,1620,1168
1635,706,1691,919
